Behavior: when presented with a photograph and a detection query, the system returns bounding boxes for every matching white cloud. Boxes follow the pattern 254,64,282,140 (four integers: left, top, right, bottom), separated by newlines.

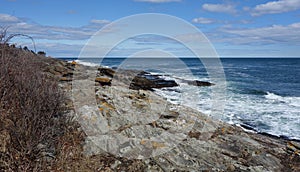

192,17,216,24
220,22,300,44
251,0,300,16
134,0,181,3
202,3,237,14
0,13,19,22
0,14,110,40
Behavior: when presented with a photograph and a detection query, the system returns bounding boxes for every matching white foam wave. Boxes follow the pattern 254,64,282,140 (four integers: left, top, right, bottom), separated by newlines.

265,92,283,100
155,80,300,140
265,92,300,107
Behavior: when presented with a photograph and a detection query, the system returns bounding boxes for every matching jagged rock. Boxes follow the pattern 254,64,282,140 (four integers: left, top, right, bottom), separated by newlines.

55,59,300,171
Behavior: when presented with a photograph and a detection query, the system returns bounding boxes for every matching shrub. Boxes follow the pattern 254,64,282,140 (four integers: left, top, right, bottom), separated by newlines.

0,42,77,171
37,51,46,56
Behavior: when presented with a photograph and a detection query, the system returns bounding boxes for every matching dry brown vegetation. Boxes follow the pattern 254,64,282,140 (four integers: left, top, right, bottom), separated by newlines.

0,30,147,171
0,38,79,171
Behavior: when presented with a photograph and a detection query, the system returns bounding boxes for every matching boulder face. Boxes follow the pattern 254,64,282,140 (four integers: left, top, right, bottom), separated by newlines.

58,62,300,171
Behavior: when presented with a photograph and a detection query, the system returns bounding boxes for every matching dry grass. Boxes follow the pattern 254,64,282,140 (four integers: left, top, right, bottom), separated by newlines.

0,42,72,171
0,40,147,171
0,27,150,171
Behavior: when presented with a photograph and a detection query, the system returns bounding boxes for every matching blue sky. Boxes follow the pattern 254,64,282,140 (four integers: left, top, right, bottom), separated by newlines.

0,0,300,57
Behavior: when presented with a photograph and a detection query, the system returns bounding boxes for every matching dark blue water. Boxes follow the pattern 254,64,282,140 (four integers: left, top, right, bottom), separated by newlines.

61,57,300,139
221,58,300,97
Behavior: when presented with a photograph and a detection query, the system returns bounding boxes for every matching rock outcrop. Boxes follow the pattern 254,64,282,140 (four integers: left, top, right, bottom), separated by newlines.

47,59,300,171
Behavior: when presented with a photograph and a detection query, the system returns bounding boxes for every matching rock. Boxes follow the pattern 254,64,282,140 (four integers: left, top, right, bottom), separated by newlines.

57,59,300,171
60,77,72,82
160,110,179,119
110,160,122,169
71,61,77,65
290,141,300,149
227,164,235,171
95,77,111,86
174,77,214,87
130,75,178,90
186,80,214,86
62,72,73,78
188,131,201,139
287,141,300,156
54,65,66,73
98,67,115,77
48,68,61,76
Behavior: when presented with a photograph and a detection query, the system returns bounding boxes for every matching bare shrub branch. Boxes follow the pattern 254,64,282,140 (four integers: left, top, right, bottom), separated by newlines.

0,26,36,53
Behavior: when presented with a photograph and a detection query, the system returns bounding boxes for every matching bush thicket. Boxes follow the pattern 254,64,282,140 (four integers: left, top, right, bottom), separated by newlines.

0,31,82,171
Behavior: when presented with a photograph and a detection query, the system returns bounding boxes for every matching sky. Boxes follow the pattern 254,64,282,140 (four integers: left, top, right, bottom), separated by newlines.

0,0,300,57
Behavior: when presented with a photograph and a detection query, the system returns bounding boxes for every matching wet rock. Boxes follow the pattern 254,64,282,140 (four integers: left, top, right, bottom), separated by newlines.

185,80,214,86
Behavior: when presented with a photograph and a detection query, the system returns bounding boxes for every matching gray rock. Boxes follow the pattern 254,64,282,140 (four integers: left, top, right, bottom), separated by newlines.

60,62,300,171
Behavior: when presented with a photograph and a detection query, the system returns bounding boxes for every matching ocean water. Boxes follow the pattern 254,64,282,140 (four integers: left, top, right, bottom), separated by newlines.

62,57,300,140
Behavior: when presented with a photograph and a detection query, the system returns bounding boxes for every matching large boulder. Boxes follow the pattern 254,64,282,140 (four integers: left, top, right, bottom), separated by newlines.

130,75,178,90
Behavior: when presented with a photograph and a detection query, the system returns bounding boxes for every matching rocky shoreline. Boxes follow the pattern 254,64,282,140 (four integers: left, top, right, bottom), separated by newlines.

40,57,300,171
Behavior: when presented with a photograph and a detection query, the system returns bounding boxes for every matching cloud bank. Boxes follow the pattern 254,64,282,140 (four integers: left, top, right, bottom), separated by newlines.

0,13,110,40
251,0,300,16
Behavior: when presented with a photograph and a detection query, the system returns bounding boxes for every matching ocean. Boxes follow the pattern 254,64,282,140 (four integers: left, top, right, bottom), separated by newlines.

61,57,300,140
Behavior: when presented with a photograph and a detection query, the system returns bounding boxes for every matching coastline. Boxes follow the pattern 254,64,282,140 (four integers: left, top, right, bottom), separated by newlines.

70,59,300,141
55,58,300,171
1,45,299,170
